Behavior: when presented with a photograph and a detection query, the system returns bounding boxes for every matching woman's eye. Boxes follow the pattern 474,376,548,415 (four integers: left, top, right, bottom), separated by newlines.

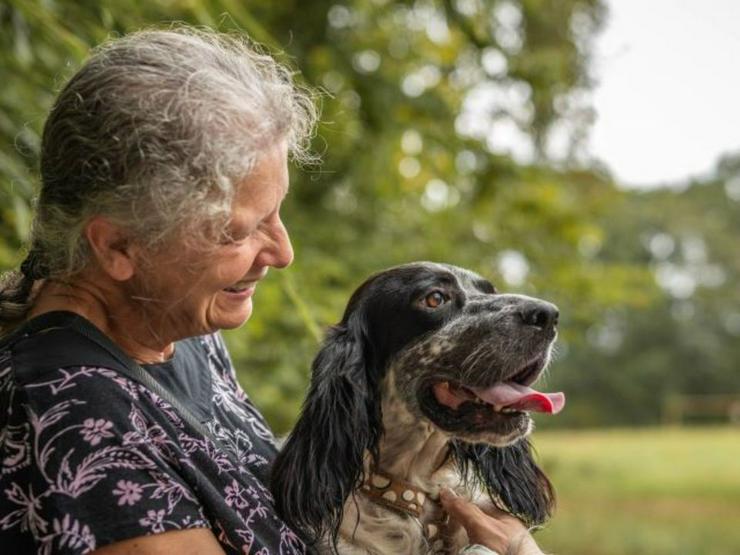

424,291,449,308
218,229,251,245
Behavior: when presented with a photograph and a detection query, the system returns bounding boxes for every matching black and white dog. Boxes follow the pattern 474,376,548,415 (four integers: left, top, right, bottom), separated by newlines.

271,262,564,554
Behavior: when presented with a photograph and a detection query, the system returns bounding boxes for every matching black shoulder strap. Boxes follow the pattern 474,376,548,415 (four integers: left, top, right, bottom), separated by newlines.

5,311,226,452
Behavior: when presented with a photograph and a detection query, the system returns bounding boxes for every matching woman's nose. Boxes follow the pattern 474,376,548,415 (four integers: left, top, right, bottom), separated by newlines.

259,219,293,269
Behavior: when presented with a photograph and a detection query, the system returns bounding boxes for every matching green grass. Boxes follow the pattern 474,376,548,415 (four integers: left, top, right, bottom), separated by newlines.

530,427,740,555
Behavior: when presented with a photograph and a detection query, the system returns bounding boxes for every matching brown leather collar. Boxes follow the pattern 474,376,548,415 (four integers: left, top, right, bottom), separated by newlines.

360,469,452,554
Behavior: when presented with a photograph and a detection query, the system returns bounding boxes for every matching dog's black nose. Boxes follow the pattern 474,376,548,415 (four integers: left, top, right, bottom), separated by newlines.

519,301,559,329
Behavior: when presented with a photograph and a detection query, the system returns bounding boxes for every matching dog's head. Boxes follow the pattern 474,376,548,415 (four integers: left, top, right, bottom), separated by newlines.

272,262,563,546
384,262,563,446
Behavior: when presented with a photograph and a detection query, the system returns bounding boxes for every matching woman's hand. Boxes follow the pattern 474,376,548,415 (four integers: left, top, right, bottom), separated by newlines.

439,489,545,555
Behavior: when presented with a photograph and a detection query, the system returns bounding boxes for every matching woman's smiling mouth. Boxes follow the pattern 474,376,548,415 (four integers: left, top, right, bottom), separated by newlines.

223,280,257,297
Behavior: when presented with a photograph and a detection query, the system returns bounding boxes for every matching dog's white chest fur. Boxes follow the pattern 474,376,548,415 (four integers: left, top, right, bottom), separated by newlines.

328,396,476,554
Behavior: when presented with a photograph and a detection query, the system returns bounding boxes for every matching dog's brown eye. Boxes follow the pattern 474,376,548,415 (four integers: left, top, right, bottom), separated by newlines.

424,291,448,308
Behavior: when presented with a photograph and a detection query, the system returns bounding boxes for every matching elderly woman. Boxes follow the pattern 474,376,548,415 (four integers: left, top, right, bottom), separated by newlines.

0,28,543,555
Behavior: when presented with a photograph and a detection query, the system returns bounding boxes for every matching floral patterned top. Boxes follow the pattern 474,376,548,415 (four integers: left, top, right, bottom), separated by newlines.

0,311,306,554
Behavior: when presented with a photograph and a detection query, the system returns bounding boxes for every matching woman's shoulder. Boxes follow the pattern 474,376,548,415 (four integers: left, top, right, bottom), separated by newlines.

0,356,213,554
0,339,176,467
1,319,146,414
0,318,197,446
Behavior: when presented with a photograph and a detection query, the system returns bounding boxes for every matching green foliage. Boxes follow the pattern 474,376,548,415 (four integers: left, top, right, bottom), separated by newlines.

549,173,740,428
2,0,737,435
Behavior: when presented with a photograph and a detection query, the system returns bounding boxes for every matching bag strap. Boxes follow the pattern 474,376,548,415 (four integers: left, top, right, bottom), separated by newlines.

69,317,229,452
6,311,227,452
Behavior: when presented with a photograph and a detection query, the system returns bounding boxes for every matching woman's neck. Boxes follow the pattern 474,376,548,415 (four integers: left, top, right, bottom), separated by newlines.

28,272,176,364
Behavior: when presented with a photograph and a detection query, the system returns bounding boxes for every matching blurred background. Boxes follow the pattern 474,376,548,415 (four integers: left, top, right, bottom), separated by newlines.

1,1,738,553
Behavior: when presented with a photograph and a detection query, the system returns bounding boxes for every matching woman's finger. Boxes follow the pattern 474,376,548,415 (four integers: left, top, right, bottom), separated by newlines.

439,488,535,554
441,489,518,524
440,489,488,524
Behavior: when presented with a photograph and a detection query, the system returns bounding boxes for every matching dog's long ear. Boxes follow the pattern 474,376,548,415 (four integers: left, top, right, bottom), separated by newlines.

451,438,554,526
271,312,382,549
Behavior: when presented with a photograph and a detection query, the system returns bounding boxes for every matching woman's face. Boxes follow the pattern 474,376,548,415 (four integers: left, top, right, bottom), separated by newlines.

133,141,293,339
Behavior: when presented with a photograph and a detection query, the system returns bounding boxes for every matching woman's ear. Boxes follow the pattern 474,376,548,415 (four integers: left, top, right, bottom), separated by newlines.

451,438,555,527
85,216,137,281
271,313,382,550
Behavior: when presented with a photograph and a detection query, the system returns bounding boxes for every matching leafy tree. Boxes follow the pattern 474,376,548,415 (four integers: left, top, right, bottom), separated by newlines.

553,162,740,427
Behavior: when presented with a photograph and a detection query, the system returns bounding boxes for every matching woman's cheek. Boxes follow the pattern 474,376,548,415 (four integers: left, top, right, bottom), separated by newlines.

223,242,257,279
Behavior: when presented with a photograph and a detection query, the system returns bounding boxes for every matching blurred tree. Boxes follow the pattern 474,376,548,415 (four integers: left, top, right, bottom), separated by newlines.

550,163,740,427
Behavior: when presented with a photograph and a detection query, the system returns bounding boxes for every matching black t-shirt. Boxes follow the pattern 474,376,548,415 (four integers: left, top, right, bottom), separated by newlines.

0,311,305,554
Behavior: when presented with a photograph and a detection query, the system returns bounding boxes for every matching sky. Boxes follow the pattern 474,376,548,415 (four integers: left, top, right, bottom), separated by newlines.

588,0,740,188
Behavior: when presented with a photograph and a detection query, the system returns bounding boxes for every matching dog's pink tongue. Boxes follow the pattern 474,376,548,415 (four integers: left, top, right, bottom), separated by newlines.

472,383,566,414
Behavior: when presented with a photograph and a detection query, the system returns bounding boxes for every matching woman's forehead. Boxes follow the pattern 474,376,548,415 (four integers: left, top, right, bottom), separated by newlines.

231,144,289,213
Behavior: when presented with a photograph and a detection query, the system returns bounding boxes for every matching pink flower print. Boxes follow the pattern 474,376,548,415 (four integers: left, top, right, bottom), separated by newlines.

280,524,305,555
139,509,166,533
224,479,249,509
80,418,114,445
0,482,47,536
112,480,143,506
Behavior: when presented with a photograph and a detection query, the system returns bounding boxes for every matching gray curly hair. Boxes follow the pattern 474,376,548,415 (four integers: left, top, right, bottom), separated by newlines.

0,27,318,329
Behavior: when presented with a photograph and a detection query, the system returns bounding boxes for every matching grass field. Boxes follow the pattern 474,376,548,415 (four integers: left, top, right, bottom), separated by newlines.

529,427,740,555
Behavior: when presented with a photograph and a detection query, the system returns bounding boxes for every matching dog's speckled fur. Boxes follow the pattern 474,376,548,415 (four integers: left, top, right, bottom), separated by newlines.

271,262,559,554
